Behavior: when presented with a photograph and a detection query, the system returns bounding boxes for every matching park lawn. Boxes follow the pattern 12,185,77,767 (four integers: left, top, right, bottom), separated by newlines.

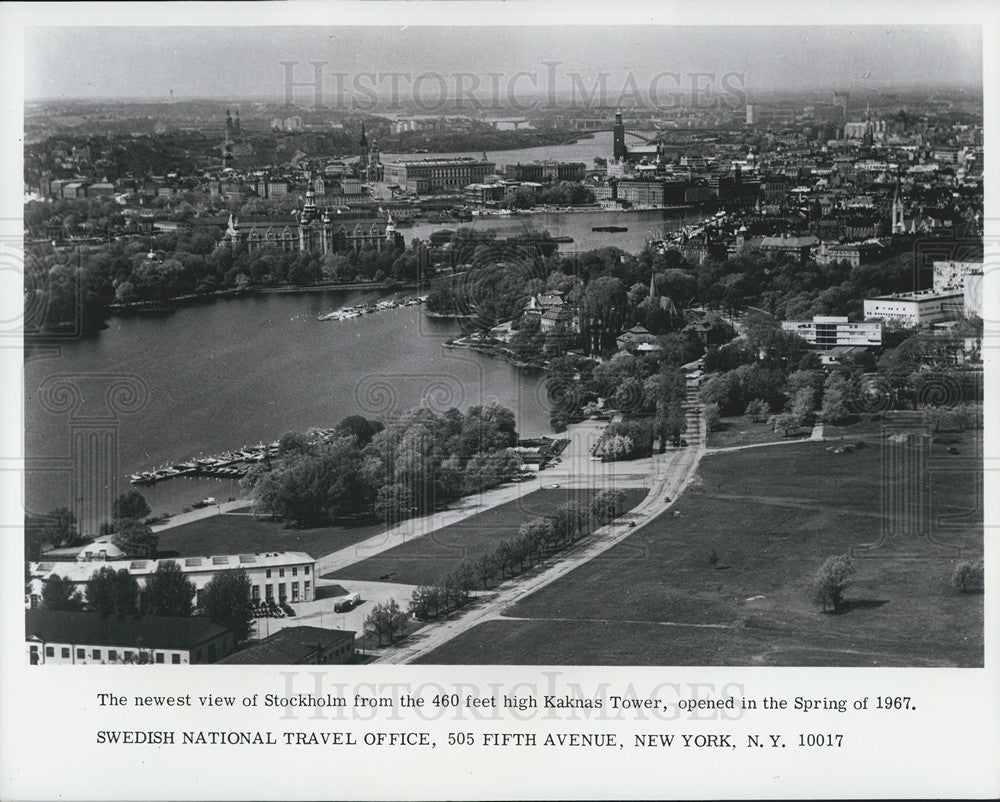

706,416,805,449
327,487,649,587
824,414,918,438
155,512,387,560
418,432,983,666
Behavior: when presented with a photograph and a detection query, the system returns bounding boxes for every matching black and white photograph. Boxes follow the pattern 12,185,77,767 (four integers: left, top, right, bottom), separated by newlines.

2,2,997,799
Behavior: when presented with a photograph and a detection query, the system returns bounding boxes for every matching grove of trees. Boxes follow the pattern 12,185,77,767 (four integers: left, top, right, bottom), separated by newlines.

244,405,521,529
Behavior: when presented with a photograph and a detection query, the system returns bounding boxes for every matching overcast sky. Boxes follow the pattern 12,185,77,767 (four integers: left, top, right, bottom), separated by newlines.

25,25,983,101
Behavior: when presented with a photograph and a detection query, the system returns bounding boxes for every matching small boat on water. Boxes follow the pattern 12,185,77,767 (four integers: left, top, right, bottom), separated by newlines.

592,225,628,233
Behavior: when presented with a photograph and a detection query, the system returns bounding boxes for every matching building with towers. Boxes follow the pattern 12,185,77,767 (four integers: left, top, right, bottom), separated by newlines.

223,191,403,255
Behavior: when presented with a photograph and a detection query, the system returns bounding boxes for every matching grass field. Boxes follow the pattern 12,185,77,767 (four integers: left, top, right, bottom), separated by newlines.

417,431,983,666
155,513,387,560
706,416,802,449
327,487,649,587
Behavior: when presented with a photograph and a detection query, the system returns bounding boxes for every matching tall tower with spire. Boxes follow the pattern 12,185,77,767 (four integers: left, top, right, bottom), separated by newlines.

613,111,627,161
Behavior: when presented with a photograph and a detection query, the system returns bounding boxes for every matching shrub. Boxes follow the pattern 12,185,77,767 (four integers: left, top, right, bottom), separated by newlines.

811,554,854,612
951,560,984,593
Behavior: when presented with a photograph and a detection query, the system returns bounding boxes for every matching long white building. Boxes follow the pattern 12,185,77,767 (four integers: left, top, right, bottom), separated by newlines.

27,551,316,608
863,289,964,327
781,315,882,347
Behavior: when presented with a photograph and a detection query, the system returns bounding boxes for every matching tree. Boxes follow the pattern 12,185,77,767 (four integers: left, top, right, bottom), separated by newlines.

374,482,416,525
951,560,984,594
364,598,408,645
591,489,627,524
113,490,151,521
112,518,159,557
746,398,770,423
703,402,721,433
519,518,554,556
768,412,800,437
409,586,438,620
42,574,84,612
553,501,589,544
334,415,384,447
86,566,140,616
811,555,854,612
39,507,80,548
790,386,817,427
143,560,196,616
820,373,851,424
473,553,495,589
200,568,255,644
602,434,635,461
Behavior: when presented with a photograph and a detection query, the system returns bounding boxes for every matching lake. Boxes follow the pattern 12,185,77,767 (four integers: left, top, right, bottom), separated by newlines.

24,291,552,524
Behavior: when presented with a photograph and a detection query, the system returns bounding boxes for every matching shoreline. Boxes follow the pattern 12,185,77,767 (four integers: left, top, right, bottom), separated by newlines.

107,279,427,318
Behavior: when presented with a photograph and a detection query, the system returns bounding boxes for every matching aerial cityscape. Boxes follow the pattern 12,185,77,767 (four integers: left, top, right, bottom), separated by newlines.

22,25,984,667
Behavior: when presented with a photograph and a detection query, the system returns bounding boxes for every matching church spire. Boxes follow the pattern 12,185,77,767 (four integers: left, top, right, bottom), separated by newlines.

360,120,367,148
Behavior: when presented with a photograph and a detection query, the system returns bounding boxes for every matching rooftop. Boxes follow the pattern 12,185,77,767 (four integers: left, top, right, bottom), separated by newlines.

867,289,965,302
216,626,354,665
25,609,229,651
30,551,315,583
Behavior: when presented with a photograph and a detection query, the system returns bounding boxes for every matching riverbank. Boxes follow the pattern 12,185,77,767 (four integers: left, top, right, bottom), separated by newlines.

108,279,426,318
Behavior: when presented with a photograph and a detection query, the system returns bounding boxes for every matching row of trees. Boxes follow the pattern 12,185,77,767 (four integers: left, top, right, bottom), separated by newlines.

364,490,629,647
244,406,522,529
38,565,256,645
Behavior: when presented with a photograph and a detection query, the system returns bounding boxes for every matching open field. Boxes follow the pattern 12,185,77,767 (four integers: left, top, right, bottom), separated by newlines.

823,414,901,438
155,512,387,559
706,416,801,449
417,432,983,666
327,487,649,587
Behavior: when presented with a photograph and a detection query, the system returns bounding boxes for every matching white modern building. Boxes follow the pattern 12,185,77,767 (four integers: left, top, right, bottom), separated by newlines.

863,290,964,327
781,315,882,347
27,551,317,608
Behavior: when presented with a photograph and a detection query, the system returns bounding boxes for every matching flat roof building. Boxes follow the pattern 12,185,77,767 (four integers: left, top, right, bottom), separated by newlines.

28,551,317,609
863,289,964,327
216,626,355,665
383,158,495,194
781,315,882,347
25,609,233,665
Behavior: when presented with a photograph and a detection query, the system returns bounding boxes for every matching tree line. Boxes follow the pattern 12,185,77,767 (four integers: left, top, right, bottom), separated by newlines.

37,564,256,646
